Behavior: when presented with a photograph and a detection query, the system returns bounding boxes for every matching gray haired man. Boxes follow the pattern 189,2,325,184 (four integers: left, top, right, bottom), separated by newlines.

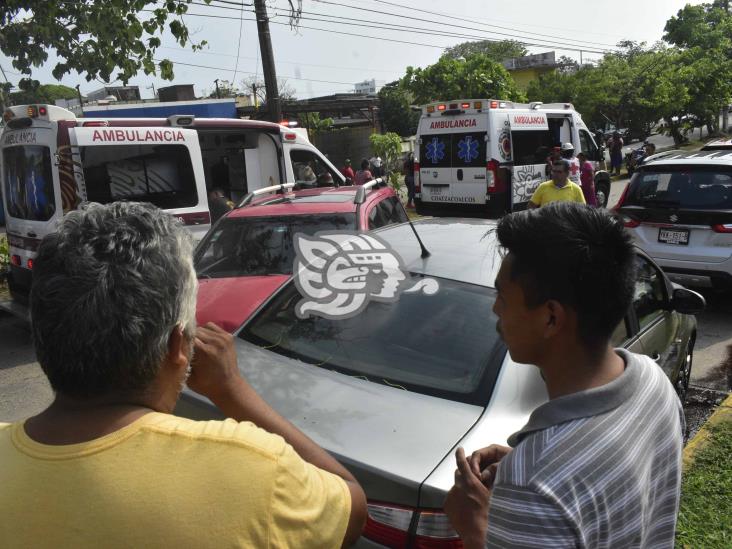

0,202,366,548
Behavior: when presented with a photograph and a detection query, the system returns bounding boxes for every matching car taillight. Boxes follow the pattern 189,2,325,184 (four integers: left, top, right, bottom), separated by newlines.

11,254,21,267
363,502,463,548
712,223,732,233
414,161,421,193
619,215,641,228
486,160,498,193
26,258,34,269
611,181,631,210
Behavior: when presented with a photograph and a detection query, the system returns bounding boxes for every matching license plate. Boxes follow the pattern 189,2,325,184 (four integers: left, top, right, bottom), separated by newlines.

658,228,689,245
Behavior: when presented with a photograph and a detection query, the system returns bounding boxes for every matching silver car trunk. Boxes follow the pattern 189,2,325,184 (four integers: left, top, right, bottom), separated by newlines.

176,339,484,506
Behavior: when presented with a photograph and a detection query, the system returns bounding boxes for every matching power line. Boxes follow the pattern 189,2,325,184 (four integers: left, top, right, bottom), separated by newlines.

231,0,245,83
358,0,625,48
307,0,618,52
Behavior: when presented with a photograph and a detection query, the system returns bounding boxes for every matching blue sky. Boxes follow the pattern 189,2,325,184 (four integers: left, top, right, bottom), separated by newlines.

0,0,709,100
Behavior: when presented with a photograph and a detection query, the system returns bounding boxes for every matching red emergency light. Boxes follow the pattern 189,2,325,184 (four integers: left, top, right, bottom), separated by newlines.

436,104,446,111
461,102,470,109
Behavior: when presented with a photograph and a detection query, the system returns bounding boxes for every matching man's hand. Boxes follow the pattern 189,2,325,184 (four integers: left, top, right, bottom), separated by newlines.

187,322,244,402
468,444,511,488
444,447,492,549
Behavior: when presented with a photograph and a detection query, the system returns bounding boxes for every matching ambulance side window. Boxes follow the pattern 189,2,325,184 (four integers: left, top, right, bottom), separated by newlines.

512,130,555,165
579,130,598,160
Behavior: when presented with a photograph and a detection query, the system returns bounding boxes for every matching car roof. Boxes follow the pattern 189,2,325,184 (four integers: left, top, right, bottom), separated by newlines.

643,149,732,167
226,185,393,218
374,218,502,288
700,138,732,150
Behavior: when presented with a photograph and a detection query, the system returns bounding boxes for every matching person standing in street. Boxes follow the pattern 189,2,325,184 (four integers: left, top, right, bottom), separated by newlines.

607,131,624,176
403,152,416,209
444,202,685,548
354,158,374,186
560,142,581,185
369,155,383,178
0,202,367,548
528,160,585,208
341,158,355,182
577,151,597,207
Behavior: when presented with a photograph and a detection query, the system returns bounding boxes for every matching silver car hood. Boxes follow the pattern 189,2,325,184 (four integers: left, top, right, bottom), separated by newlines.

176,339,484,506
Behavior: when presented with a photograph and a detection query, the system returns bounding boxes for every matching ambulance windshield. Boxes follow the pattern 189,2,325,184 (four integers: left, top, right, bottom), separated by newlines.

2,145,56,221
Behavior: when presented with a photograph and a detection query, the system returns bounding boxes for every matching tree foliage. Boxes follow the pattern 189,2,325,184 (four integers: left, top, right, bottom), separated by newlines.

402,54,525,105
378,81,419,137
8,83,78,105
369,132,403,189
1,0,212,86
241,76,297,104
443,40,527,62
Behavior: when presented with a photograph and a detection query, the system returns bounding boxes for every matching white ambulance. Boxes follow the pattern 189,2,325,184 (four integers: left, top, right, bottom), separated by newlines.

414,99,609,216
0,104,344,305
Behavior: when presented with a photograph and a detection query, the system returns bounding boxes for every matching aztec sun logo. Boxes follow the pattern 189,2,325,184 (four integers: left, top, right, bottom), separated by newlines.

293,232,439,319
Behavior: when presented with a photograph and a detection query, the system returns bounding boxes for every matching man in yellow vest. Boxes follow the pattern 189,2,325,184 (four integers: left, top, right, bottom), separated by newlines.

529,159,586,209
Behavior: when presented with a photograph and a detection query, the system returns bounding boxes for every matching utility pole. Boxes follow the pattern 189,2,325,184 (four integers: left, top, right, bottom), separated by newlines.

213,79,221,99
254,0,282,122
75,84,85,116
252,83,258,108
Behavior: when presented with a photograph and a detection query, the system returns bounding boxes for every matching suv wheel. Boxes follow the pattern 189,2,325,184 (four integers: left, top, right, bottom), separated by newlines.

676,340,694,404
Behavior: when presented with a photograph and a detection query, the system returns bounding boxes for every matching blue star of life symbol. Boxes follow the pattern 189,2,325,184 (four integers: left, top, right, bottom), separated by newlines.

457,136,479,163
425,137,446,164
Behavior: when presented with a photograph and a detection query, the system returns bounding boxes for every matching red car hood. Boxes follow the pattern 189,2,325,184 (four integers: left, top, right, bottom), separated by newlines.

196,275,290,332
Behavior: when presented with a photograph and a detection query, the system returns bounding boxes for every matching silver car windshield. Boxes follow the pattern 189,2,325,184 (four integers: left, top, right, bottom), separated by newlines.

239,277,504,405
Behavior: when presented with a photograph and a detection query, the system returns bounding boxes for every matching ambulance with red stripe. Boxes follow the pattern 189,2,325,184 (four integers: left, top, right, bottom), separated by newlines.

414,99,609,216
0,104,344,305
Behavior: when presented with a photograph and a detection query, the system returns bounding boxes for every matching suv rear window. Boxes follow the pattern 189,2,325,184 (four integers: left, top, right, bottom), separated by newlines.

195,213,357,277
239,277,503,405
626,166,732,210
3,145,56,221
81,144,198,209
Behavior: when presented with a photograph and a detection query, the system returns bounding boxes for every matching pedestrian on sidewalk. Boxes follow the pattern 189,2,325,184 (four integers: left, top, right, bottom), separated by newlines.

0,202,367,548
444,202,684,548
607,131,624,176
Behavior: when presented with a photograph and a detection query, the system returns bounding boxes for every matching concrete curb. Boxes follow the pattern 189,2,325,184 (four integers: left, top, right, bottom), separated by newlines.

682,392,732,470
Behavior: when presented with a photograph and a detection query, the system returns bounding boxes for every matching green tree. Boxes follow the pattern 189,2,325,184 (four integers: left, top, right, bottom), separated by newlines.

300,112,334,141
401,54,525,105
664,1,732,136
378,82,419,137
443,40,527,62
0,1,212,86
9,83,78,105
369,132,403,190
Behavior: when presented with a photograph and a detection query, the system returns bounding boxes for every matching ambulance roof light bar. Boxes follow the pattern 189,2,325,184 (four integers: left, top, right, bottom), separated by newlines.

168,114,195,126
237,182,296,208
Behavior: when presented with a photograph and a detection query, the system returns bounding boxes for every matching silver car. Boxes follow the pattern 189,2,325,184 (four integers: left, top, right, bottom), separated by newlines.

176,218,702,548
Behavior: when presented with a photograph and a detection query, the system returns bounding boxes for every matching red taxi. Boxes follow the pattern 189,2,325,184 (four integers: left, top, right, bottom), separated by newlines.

194,180,408,332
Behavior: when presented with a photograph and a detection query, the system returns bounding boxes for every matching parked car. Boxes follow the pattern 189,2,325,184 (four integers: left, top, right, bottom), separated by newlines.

614,149,732,289
700,138,732,151
178,217,703,548
194,180,409,332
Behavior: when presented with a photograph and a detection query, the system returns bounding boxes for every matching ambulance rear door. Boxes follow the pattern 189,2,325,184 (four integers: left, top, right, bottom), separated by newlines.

418,114,488,205
507,111,552,206
69,125,211,239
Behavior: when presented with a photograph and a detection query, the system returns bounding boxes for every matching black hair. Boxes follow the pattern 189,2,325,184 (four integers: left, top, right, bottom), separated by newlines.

361,158,370,170
553,159,570,173
496,202,636,349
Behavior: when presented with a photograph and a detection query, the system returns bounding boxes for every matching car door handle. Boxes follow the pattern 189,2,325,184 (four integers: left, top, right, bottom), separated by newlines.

457,169,463,181
27,231,37,238
650,352,661,362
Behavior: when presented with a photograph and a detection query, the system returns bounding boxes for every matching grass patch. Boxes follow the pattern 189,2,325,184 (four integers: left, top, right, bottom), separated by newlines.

676,419,732,548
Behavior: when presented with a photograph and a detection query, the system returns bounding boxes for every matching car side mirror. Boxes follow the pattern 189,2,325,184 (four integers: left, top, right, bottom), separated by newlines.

670,287,706,315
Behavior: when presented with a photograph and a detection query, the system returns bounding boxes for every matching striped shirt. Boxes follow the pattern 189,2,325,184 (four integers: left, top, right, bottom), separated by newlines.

485,349,684,548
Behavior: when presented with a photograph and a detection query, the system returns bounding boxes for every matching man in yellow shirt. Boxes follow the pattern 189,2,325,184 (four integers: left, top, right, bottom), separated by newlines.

529,159,586,208
0,202,366,548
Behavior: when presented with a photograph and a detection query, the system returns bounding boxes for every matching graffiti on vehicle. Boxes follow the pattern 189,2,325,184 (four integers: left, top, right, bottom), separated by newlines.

512,164,545,203
293,232,439,319
498,128,512,161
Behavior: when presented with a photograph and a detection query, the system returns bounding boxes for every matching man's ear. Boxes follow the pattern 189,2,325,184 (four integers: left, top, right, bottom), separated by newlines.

165,325,190,372
543,300,569,339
